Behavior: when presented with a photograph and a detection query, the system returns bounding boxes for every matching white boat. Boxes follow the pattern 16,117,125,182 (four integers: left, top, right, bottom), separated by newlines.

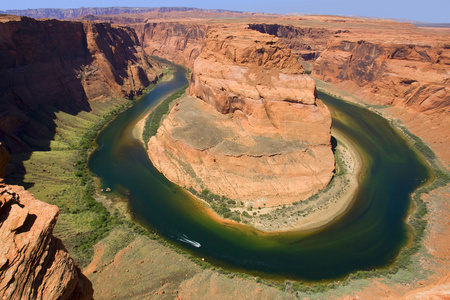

178,234,201,248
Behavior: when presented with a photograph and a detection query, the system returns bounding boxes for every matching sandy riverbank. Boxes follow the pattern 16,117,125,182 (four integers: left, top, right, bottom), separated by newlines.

231,128,363,232
135,99,364,232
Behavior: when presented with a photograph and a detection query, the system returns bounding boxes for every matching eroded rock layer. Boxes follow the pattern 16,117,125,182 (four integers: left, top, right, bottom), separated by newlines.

0,184,92,299
148,26,334,207
0,15,162,153
132,22,206,67
308,26,450,165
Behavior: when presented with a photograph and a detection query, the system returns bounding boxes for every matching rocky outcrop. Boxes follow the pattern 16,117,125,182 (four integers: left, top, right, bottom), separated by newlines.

148,26,334,207
0,15,162,153
0,183,93,299
132,22,206,67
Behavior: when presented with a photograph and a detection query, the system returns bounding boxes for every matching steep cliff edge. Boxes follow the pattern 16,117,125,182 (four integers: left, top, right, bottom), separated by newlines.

148,26,334,207
248,23,332,62
0,184,92,299
132,22,206,67
312,39,449,112
311,33,450,165
0,15,162,154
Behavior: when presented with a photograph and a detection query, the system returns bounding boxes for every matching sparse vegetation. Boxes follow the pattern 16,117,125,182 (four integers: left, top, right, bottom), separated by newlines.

142,84,188,148
187,187,243,222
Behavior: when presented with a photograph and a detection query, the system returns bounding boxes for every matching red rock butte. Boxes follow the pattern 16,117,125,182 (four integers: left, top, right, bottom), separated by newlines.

148,25,335,207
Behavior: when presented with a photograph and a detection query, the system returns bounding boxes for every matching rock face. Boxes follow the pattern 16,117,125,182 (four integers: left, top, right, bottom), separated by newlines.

0,15,162,153
0,183,93,299
250,19,450,166
312,39,450,112
312,37,450,164
248,23,332,62
132,22,206,67
148,26,334,207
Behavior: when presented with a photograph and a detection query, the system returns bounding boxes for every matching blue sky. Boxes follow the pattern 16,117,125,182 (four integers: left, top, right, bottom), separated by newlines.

1,0,449,23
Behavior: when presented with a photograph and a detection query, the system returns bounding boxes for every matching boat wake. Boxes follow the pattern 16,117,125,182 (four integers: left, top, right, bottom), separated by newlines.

177,233,201,248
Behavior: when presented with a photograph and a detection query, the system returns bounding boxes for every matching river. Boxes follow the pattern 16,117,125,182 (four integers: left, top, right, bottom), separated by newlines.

89,62,431,281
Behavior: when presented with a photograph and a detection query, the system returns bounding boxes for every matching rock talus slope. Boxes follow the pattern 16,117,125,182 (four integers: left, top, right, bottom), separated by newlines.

148,26,334,207
0,183,93,299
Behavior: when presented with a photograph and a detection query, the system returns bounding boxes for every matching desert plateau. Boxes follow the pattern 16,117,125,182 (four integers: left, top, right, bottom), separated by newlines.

0,4,449,300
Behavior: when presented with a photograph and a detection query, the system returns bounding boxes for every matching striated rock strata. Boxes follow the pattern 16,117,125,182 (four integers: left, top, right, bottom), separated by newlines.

148,26,334,207
0,183,92,299
248,23,332,62
311,34,450,165
0,15,162,153
312,39,450,112
132,22,206,67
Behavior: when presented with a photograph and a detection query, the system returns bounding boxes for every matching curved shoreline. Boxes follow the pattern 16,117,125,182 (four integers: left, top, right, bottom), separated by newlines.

135,97,365,232
184,127,364,233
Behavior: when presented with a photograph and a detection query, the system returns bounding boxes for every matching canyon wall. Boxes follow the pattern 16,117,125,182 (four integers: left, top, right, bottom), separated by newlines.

148,25,334,207
132,22,206,67
248,19,449,166
312,39,449,111
248,23,332,62
0,15,162,153
312,35,450,165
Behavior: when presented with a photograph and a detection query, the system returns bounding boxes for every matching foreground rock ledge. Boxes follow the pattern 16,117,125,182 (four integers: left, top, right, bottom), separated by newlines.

0,183,92,299
148,25,335,207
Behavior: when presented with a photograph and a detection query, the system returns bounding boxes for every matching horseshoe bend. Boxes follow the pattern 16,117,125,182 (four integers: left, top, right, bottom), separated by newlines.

0,7,449,300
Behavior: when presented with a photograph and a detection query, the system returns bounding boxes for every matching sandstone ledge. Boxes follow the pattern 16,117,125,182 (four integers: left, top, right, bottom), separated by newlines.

0,184,92,299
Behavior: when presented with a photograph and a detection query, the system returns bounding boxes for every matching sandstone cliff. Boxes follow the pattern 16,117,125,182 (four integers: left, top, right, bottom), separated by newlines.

312,36,450,164
312,39,449,111
0,183,93,299
0,15,162,153
248,23,332,62
148,26,334,207
132,22,206,67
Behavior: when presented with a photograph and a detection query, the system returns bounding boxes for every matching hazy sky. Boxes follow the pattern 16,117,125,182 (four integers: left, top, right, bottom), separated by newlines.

1,0,449,23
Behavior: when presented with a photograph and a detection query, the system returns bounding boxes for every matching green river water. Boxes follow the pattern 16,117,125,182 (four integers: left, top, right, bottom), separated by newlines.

89,63,431,281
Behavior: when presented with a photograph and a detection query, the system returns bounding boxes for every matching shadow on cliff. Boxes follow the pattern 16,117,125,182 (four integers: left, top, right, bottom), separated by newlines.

0,17,106,189
1,17,150,190
2,88,92,189
331,136,338,154
1,57,93,189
